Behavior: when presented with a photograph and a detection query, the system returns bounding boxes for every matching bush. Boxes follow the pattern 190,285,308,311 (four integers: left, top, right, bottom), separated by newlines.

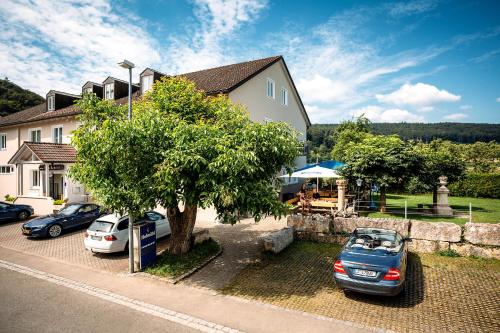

437,249,460,257
4,194,15,202
53,199,65,205
449,173,500,199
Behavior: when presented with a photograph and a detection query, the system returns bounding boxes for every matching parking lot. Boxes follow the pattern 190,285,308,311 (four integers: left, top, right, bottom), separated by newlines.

222,241,500,333
0,219,170,273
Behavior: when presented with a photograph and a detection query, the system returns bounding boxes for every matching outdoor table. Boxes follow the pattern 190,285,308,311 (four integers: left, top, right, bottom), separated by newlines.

297,200,337,208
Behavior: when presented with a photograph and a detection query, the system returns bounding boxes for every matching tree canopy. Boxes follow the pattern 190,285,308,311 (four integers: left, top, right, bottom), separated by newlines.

70,77,301,254
339,133,420,211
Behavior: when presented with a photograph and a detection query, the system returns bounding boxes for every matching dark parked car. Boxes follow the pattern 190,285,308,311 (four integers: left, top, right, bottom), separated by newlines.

0,201,34,222
22,203,102,238
333,228,409,296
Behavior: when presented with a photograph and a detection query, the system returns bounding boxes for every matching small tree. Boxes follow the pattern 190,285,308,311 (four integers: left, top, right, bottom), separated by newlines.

413,140,465,205
340,134,419,212
331,116,371,161
71,78,301,255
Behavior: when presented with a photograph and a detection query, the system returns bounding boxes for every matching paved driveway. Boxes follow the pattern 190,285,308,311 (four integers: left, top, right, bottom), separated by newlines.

222,241,500,333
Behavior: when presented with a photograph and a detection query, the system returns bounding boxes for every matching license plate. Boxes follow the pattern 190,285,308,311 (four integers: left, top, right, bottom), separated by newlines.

91,235,102,241
353,269,377,277
22,229,31,235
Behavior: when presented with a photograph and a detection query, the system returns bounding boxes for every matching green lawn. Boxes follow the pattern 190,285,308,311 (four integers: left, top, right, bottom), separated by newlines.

145,239,220,279
361,194,499,225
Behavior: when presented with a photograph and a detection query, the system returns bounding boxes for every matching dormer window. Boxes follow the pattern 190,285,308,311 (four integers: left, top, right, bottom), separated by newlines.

104,83,114,100
141,75,153,94
47,96,55,111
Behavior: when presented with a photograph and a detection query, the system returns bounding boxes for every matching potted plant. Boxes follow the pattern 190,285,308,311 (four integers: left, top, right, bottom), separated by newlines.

53,199,67,213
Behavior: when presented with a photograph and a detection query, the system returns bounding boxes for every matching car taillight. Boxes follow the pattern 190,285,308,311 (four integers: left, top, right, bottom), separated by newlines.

383,268,401,281
103,235,117,241
334,260,346,274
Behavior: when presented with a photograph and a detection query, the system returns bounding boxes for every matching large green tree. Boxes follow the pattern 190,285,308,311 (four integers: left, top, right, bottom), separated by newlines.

339,134,419,212
70,77,301,254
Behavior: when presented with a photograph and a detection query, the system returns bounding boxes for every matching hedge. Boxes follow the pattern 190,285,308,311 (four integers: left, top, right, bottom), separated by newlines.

449,173,500,199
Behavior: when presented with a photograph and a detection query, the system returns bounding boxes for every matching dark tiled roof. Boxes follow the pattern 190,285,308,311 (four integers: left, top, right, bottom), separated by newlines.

17,142,76,163
0,56,292,128
180,56,281,94
0,103,46,127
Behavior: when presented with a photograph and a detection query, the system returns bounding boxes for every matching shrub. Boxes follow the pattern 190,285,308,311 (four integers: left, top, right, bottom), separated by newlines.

53,199,65,205
449,173,500,199
437,249,460,257
4,194,15,202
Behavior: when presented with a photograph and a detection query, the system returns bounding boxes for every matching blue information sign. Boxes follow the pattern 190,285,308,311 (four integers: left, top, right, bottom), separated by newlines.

139,222,156,270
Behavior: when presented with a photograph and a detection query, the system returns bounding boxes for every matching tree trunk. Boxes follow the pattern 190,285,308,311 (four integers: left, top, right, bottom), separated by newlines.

166,203,198,255
380,186,387,213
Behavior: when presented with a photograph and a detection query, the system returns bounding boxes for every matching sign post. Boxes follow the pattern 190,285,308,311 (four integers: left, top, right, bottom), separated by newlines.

132,221,157,271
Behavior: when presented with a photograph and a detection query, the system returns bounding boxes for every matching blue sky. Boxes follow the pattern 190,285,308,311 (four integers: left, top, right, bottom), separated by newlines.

0,0,499,123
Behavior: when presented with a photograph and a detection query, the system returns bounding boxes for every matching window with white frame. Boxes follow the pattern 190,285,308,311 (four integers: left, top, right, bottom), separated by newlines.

29,129,41,142
104,83,114,100
141,75,153,94
281,87,288,106
266,78,275,99
0,133,6,150
52,126,63,143
47,95,55,111
0,165,13,174
31,169,40,188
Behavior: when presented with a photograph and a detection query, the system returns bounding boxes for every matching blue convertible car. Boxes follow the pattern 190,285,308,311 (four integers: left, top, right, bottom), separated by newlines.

22,203,102,238
333,228,409,296
0,201,34,222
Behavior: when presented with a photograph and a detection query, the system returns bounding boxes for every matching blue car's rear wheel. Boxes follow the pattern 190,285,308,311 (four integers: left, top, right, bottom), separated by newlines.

48,224,62,238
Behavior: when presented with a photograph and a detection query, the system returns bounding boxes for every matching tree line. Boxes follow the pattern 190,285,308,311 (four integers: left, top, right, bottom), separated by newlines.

307,122,500,154
0,78,45,117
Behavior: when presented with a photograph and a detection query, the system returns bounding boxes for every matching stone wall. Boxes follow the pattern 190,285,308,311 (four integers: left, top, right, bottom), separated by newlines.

286,214,500,259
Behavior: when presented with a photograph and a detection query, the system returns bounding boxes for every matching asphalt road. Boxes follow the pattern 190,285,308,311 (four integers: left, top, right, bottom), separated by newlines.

0,267,196,333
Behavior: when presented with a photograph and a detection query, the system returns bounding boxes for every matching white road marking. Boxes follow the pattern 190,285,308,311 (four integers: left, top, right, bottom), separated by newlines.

0,259,241,333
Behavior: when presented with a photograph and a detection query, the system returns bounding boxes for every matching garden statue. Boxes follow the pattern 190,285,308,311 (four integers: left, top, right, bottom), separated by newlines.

435,175,453,216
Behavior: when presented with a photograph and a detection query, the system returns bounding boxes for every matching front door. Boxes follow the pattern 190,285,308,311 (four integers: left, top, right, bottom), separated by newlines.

49,174,64,200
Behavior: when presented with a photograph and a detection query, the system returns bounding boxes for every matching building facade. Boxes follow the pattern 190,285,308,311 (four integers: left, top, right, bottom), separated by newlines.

0,56,310,214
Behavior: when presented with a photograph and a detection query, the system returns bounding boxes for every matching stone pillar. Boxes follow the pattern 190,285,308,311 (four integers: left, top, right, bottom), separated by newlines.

336,179,348,211
435,175,453,216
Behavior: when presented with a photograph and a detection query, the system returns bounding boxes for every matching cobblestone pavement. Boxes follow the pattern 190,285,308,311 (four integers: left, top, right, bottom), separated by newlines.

222,241,500,333
0,219,170,273
182,209,287,289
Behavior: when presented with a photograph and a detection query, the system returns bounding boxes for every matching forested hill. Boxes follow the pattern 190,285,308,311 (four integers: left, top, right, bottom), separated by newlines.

0,79,45,117
308,123,500,148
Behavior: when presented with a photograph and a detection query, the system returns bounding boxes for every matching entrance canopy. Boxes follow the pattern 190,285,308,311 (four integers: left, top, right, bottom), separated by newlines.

8,142,76,164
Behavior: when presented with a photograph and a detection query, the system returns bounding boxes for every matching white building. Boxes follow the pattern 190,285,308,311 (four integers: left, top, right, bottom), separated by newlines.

0,56,310,214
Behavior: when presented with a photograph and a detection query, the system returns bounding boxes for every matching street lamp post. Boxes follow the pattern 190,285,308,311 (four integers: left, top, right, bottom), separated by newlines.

356,178,363,212
118,59,135,274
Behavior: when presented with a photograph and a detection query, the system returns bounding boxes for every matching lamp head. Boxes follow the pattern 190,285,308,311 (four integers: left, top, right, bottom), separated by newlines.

118,59,135,69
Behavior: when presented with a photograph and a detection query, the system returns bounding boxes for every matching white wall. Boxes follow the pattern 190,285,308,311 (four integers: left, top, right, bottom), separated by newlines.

228,59,308,144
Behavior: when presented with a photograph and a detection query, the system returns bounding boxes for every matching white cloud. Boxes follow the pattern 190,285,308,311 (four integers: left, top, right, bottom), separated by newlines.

496,97,500,103
352,105,425,123
376,82,461,107
388,0,439,18
443,113,468,120
459,105,473,110
165,0,268,73
0,0,161,95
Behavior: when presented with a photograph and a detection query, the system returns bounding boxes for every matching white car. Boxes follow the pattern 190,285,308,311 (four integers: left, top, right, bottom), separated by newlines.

84,211,171,253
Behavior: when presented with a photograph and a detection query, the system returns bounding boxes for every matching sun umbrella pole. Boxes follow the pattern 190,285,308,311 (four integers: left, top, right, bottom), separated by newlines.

317,177,319,191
